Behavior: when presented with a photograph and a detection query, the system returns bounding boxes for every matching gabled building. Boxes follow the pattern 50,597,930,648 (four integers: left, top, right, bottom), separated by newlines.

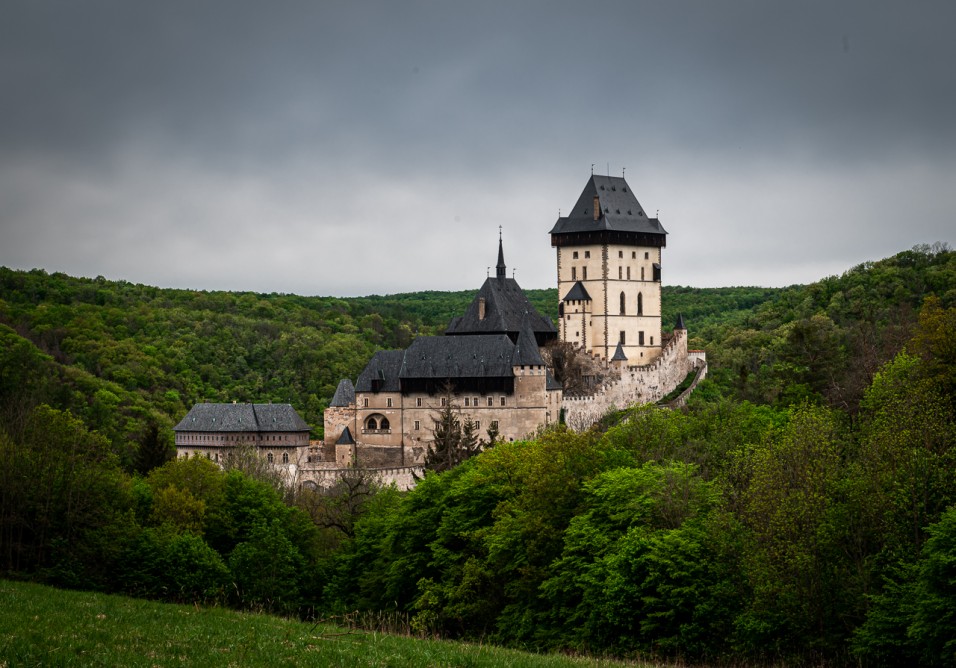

323,239,562,468
173,402,311,472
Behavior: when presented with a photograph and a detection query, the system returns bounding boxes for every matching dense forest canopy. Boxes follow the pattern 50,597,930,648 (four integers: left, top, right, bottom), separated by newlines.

1,242,955,665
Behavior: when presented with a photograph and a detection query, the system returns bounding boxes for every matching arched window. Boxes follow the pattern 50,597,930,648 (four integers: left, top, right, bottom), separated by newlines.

267,452,274,463
366,417,378,430
380,417,390,430
619,291,626,315
637,292,643,315
282,452,289,464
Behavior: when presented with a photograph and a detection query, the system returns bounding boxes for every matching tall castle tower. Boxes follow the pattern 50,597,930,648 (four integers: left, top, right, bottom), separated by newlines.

550,175,667,364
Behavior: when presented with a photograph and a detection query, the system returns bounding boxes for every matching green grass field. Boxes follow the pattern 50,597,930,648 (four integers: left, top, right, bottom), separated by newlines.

0,580,652,667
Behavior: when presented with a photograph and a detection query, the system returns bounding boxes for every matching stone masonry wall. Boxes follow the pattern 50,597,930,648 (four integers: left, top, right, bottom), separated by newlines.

562,328,693,431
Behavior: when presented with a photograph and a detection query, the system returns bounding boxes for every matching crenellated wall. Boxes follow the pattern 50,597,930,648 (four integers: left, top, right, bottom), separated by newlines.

299,465,423,491
562,328,699,431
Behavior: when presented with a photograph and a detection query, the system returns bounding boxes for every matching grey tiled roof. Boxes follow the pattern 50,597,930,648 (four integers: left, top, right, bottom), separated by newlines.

562,281,592,302
611,342,628,361
174,403,311,432
445,275,556,339
336,426,355,445
675,312,686,330
330,379,356,407
549,175,668,237
355,350,404,392
401,334,516,379
512,325,545,366
546,369,562,391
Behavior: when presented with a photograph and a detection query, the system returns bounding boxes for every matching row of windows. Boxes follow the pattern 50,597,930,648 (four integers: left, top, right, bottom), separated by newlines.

412,419,499,431
364,396,508,408
184,451,290,465
571,250,652,261
186,434,296,442
619,331,653,345
570,265,651,281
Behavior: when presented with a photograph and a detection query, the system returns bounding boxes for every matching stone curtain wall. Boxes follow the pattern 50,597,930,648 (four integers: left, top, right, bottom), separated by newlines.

563,328,693,431
299,465,423,491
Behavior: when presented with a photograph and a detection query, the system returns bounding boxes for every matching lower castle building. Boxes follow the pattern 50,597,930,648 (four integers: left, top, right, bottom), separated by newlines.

321,237,563,469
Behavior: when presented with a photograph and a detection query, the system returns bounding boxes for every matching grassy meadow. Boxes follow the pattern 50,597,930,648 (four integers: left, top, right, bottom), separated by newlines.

0,580,651,668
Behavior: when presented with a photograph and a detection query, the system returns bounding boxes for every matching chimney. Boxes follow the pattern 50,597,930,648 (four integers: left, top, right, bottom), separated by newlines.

593,195,600,221
478,297,486,320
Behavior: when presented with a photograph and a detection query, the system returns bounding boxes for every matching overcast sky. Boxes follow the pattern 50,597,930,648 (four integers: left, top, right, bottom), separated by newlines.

2,1,954,297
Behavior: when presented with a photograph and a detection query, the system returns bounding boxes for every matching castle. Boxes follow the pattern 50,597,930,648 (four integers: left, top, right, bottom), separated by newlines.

314,174,704,482
173,175,706,487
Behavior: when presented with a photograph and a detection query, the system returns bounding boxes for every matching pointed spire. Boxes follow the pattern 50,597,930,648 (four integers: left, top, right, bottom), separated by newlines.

611,341,628,362
496,226,506,279
675,313,686,330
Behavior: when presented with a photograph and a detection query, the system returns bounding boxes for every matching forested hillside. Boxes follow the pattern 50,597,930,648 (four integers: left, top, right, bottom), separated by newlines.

1,244,955,665
0,266,781,466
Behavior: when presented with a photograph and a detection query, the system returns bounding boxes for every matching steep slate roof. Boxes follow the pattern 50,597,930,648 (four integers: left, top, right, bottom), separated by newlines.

675,312,686,330
549,175,668,237
445,240,556,342
512,325,545,366
174,403,310,432
562,281,592,302
445,276,556,339
400,334,516,379
336,426,355,445
546,369,563,391
329,379,355,407
355,350,404,392
611,342,628,361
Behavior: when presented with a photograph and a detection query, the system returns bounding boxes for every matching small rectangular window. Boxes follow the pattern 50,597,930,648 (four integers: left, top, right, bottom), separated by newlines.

416,397,423,407
573,251,579,259
386,397,392,408
627,267,631,280
414,420,420,430
500,397,506,406
645,252,649,260
632,251,636,259
618,266,622,279
639,331,645,345
363,398,369,407
585,250,590,258
491,420,499,430
487,397,493,406
620,331,626,344
650,336,654,345
474,421,480,430
582,266,588,280
571,267,577,280
473,397,478,407
618,250,623,258
464,397,470,407
441,397,447,407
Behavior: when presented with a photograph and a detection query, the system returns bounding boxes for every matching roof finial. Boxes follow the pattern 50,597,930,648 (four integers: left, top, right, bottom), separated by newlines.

496,228,506,279
591,163,594,175
622,166,626,178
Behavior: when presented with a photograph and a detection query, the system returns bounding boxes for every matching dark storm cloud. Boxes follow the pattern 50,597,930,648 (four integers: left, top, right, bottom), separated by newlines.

1,1,954,295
